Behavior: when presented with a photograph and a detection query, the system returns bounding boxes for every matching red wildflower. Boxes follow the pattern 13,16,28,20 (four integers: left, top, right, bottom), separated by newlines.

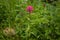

26,5,34,13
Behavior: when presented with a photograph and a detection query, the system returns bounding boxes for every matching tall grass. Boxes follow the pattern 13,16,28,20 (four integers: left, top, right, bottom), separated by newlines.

0,0,60,40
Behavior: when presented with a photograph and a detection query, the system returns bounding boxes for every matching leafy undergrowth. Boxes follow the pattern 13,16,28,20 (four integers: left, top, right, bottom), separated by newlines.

0,0,60,40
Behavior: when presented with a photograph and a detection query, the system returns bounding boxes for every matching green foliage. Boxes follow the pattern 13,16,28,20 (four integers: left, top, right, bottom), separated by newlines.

0,0,60,40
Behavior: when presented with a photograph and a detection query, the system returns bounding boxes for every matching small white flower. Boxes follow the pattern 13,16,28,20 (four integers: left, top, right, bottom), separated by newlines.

3,27,16,36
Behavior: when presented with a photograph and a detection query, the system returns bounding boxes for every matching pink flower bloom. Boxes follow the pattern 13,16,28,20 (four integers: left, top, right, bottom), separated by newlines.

26,5,34,13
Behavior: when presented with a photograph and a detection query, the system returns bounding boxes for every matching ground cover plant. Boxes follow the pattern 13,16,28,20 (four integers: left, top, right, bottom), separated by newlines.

0,0,60,40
